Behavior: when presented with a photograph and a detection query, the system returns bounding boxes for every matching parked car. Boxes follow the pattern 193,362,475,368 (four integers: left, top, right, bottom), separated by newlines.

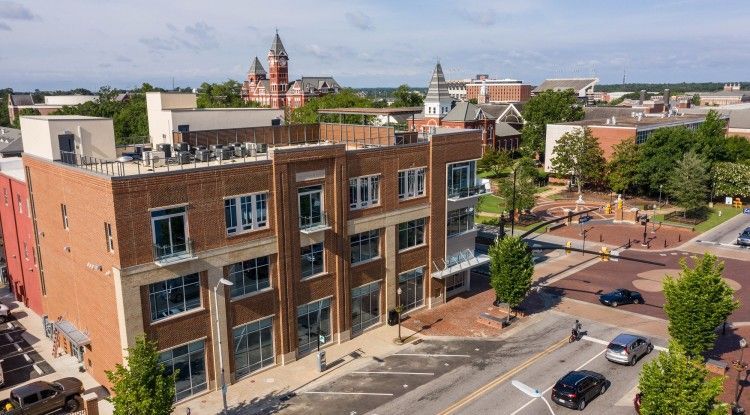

578,214,592,224
551,370,607,410
0,303,9,323
737,228,750,247
606,333,654,366
0,378,83,414
598,289,644,307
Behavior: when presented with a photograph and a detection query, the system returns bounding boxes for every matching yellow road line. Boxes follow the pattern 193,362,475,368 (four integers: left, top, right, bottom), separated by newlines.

438,336,570,415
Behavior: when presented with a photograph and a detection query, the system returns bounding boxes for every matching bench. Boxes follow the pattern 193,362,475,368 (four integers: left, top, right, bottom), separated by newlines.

705,358,728,375
477,312,512,329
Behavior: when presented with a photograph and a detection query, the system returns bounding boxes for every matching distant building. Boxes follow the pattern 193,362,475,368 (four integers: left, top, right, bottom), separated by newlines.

7,94,98,124
446,79,469,100
532,78,598,104
727,109,750,139
697,90,750,107
241,31,341,109
146,92,284,145
544,113,716,172
466,78,532,103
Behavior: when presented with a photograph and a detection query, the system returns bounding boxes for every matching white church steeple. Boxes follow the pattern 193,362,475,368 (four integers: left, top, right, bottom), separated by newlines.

424,62,454,118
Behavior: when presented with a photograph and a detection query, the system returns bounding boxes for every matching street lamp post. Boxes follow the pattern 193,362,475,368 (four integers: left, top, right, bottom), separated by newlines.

732,337,748,414
510,164,519,237
658,185,663,209
396,287,403,343
512,380,556,415
213,278,234,415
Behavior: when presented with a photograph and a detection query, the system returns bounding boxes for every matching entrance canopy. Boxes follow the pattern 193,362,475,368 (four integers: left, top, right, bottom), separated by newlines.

54,319,91,346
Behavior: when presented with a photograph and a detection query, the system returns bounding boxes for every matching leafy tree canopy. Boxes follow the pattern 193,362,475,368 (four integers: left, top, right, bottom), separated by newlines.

390,84,423,107
666,151,709,216
288,88,377,124
499,157,538,211
489,236,534,310
636,126,696,193
477,149,512,178
663,254,738,357
714,161,750,198
550,127,606,194
196,80,262,108
521,90,584,157
607,138,641,194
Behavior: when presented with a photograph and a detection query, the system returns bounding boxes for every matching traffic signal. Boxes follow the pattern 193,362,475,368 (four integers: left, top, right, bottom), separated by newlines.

565,241,572,254
600,246,609,261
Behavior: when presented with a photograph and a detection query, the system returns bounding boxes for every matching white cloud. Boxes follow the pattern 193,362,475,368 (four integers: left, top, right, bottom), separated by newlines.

345,11,373,31
0,1,36,20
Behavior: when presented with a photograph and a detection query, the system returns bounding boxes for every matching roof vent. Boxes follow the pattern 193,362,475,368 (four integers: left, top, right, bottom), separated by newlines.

605,118,611,125
611,116,616,125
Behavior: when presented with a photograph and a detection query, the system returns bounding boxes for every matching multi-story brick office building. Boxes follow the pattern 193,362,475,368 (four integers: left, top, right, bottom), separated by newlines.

20,113,487,402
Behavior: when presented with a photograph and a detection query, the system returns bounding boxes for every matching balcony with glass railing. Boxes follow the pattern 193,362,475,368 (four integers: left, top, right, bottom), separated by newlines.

431,248,490,279
153,238,195,266
447,183,487,201
299,213,331,234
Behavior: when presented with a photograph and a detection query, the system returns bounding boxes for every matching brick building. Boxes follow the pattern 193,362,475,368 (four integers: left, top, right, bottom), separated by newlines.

0,158,43,315
466,78,532,103
241,31,340,109
20,113,487,402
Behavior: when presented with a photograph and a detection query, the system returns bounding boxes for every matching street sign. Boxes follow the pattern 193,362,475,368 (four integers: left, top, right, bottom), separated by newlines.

744,208,750,215
319,334,326,344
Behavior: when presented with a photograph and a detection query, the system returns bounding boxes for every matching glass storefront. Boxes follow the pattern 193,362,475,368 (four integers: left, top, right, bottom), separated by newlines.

297,298,331,356
398,267,424,312
351,282,380,335
159,340,207,401
233,317,274,378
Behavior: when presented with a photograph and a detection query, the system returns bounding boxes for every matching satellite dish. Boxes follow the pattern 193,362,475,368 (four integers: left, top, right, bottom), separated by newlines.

117,156,133,162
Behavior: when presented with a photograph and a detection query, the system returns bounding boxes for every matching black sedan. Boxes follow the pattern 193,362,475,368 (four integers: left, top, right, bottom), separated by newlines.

551,370,608,410
599,289,644,307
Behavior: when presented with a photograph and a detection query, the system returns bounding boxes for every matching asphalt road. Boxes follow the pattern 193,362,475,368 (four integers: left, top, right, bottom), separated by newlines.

698,211,750,246
0,317,54,391
276,313,664,415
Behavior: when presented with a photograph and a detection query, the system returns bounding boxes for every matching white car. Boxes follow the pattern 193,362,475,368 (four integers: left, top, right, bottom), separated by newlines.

0,303,9,323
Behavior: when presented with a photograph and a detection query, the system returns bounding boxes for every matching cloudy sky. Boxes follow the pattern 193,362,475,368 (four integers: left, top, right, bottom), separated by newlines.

1,0,749,91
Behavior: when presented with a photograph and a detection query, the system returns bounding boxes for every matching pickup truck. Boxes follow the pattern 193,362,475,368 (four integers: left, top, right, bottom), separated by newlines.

0,378,83,414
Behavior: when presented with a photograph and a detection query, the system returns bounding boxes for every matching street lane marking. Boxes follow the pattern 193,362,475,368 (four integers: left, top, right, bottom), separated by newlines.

581,335,667,352
509,349,607,415
438,337,569,415
301,391,394,396
394,353,470,358
352,371,434,376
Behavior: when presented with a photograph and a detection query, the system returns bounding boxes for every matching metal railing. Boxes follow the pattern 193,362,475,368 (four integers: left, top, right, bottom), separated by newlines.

448,184,487,199
153,238,194,263
60,151,127,176
432,248,478,273
299,213,330,232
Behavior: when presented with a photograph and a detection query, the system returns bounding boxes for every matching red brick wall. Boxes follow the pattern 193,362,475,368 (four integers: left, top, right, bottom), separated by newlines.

588,126,637,160
0,174,43,315
467,84,532,102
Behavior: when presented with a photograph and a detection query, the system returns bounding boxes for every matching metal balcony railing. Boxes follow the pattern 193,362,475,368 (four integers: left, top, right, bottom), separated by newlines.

431,248,490,279
153,238,194,265
299,213,331,233
448,184,487,200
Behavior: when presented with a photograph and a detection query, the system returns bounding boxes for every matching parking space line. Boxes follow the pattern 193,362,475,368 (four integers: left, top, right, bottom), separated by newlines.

23,353,31,362
3,362,35,374
581,335,667,352
394,353,470,358
509,349,607,415
352,371,434,376
14,342,22,352
32,363,43,375
300,391,394,396
4,333,13,342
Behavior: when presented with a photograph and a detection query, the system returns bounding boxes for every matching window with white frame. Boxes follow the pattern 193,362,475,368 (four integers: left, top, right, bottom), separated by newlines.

151,206,188,260
301,243,324,278
447,161,477,198
447,207,475,237
228,256,270,298
225,192,268,235
350,230,380,264
398,167,426,200
349,175,380,210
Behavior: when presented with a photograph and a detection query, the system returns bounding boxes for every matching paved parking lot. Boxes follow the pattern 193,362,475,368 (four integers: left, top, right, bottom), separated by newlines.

0,313,55,390
546,250,749,322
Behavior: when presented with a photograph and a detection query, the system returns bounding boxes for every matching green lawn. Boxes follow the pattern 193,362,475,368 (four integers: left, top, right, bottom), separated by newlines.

475,214,500,225
477,194,506,214
652,206,743,233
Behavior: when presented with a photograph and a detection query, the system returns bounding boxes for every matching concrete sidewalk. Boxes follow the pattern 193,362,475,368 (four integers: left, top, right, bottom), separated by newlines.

0,288,113,414
173,322,417,415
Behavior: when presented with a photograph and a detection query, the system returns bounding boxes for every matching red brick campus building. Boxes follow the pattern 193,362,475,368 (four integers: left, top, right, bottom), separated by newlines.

18,113,487,402
241,32,340,110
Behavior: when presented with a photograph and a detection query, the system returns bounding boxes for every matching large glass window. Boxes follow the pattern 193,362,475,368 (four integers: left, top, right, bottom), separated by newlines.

447,207,475,237
447,161,477,197
233,317,274,378
151,206,188,260
352,282,380,335
149,273,201,322
398,218,426,251
228,256,270,298
349,175,380,209
225,192,268,235
298,185,323,229
301,243,324,278
297,298,331,356
159,340,207,401
398,167,426,200
350,230,380,264
399,268,424,312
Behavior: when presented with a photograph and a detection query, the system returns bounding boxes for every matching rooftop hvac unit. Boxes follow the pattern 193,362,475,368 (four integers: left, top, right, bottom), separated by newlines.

244,142,257,156
157,143,172,158
175,142,190,152
234,145,247,157
256,143,268,154
209,144,223,152
217,147,233,161
177,151,191,164
195,149,210,162
144,150,166,167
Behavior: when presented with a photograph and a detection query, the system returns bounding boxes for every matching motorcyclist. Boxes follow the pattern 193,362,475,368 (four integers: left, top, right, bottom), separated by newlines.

572,319,582,339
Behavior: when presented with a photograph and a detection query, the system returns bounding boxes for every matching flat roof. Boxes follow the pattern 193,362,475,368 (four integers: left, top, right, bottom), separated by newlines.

23,115,109,121
317,107,423,116
558,114,706,128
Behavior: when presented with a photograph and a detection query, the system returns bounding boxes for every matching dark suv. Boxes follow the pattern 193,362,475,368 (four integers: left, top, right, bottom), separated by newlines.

551,370,607,410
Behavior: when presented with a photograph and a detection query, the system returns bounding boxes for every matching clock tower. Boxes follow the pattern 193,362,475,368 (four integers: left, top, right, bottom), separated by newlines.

268,30,289,109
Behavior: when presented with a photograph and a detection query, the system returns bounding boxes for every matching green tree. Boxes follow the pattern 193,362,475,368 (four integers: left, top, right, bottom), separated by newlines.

637,127,697,194
726,136,750,163
468,98,478,104
488,236,534,314
694,110,729,169
606,139,641,194
521,89,584,158
714,162,750,198
550,127,606,194
11,107,41,128
638,341,726,415
663,254,738,357
288,88,375,124
0,88,12,127
667,151,709,216
691,94,701,106
196,80,261,108
106,336,176,415
391,84,423,107
499,158,537,211
477,149,511,178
